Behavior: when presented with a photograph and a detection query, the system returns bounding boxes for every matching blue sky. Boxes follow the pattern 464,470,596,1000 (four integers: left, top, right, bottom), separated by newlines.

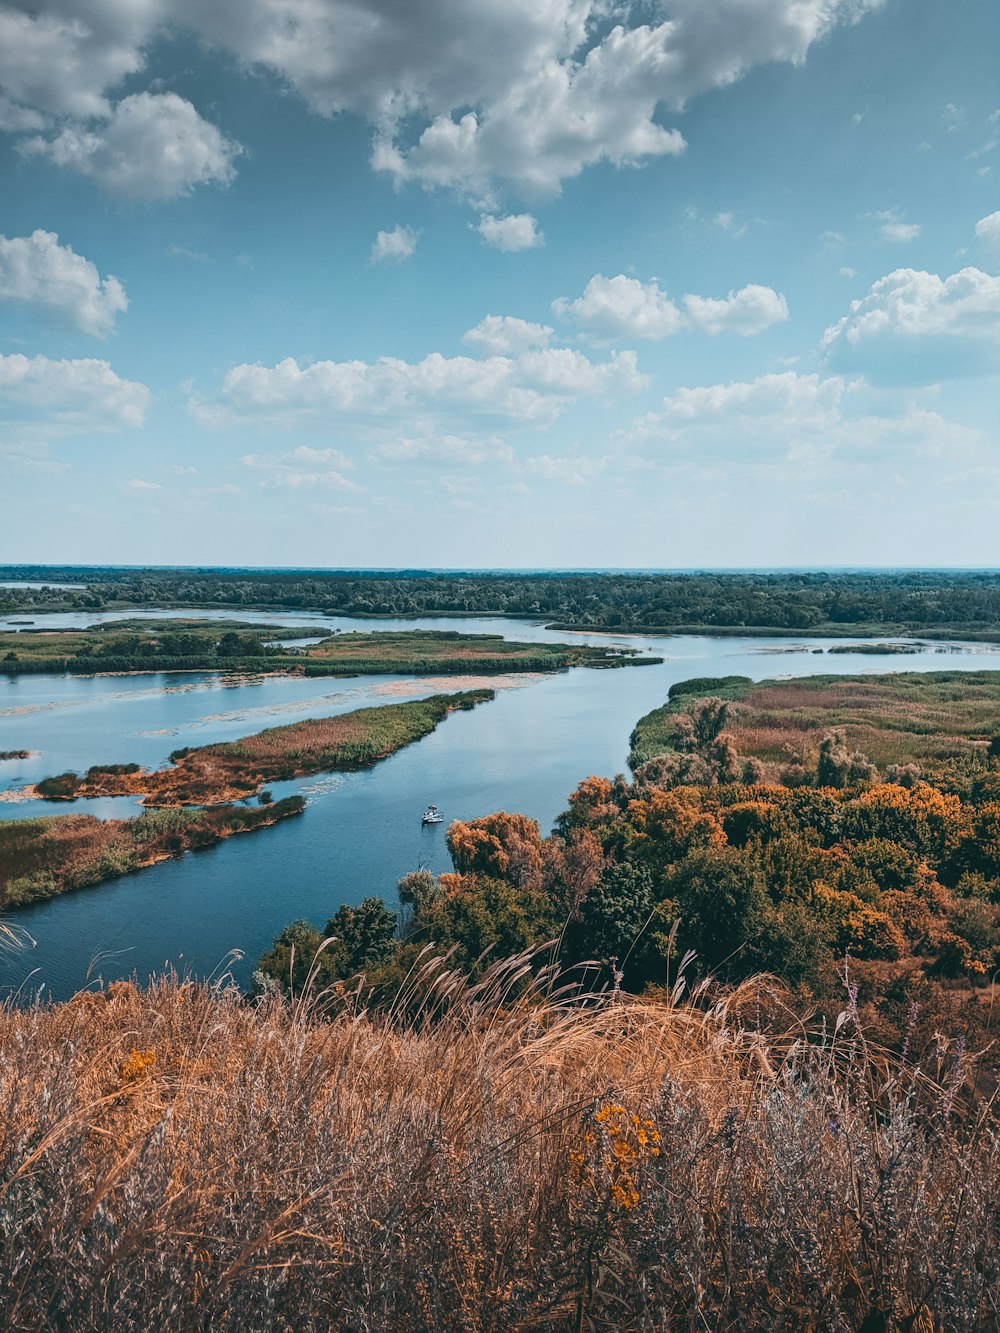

1,0,999,568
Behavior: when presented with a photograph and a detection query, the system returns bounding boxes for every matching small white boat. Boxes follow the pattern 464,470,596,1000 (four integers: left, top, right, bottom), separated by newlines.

421,804,444,825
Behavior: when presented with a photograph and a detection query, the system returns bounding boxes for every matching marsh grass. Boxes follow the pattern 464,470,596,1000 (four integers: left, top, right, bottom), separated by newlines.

630,670,1000,776
0,949,997,1330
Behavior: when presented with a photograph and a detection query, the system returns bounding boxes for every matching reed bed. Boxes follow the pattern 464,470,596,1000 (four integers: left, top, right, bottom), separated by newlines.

0,949,998,1331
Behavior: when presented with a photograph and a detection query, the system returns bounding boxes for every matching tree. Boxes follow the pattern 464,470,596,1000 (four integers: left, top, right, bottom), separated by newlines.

325,897,398,974
447,813,543,888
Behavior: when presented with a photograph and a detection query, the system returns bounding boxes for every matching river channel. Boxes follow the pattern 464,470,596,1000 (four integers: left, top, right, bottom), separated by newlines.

2,609,999,999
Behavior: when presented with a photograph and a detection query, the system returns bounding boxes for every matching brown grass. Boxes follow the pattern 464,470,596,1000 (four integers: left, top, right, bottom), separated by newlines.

0,952,997,1330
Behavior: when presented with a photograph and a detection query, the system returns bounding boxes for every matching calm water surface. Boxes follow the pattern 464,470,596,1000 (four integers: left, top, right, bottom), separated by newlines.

2,612,998,999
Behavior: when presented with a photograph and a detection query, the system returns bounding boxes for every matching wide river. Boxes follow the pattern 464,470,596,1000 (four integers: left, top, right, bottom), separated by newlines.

2,608,999,999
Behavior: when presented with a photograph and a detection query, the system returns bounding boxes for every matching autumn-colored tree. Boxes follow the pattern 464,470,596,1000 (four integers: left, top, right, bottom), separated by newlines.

447,812,543,889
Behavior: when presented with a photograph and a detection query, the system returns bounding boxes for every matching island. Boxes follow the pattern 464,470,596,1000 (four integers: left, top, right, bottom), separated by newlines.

1,689,494,906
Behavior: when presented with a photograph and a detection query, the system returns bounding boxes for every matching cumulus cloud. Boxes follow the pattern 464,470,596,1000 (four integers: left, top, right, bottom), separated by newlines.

370,225,419,265
822,266,1000,382
0,230,127,336
683,284,789,335
476,213,543,251
462,315,552,356
0,351,149,432
553,274,684,341
193,345,646,429
553,274,788,340
0,0,884,198
123,478,161,492
976,211,1000,243
20,93,241,200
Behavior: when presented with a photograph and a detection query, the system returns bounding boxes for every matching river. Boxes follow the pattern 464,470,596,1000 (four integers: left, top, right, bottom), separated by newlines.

2,611,998,999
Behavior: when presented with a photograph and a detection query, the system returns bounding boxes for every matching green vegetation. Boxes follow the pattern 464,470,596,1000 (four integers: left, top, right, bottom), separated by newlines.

31,690,495,806
8,565,1000,638
0,798,305,907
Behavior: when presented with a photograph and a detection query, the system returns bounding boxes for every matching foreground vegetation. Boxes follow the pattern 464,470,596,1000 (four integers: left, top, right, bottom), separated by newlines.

0,961,995,1330
8,565,1000,638
31,690,494,807
0,798,305,907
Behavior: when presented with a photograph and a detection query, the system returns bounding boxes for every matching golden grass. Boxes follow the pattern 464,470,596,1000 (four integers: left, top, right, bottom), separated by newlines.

0,952,997,1329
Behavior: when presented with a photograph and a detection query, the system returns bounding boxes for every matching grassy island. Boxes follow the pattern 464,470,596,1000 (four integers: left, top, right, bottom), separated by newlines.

0,798,306,908
30,689,495,807
0,622,654,677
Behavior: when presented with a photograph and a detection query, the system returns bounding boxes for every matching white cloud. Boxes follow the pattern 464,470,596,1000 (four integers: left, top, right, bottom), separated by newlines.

123,478,161,492
882,222,921,243
370,225,419,265
553,274,787,340
0,352,149,432
683,284,789,336
240,446,362,492
241,445,353,470
654,372,845,431
840,266,857,278
476,213,543,251
822,266,1000,382
553,274,684,341
261,470,362,492
194,345,646,429
875,209,921,243
976,211,1000,243
462,315,552,356
0,230,127,336
627,370,978,464
21,93,241,200
0,0,885,199
372,434,515,465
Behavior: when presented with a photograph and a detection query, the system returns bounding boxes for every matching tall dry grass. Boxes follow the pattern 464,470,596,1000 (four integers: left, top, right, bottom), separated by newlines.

0,950,998,1331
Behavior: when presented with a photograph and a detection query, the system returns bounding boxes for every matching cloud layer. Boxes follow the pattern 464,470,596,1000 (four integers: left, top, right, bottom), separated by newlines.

0,0,884,197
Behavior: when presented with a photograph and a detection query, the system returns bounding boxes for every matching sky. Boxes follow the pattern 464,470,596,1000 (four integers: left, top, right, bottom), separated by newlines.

1,0,999,569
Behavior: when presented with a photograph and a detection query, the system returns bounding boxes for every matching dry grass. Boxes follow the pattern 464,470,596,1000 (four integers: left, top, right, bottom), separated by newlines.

0,951,998,1330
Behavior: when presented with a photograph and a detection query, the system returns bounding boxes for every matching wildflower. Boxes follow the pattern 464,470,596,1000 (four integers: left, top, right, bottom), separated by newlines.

119,1047,157,1085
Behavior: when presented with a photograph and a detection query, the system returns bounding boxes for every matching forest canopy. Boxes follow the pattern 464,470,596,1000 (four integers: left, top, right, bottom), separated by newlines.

8,567,1000,638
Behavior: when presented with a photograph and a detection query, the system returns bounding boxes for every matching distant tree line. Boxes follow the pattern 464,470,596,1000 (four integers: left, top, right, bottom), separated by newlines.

6,568,1000,635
